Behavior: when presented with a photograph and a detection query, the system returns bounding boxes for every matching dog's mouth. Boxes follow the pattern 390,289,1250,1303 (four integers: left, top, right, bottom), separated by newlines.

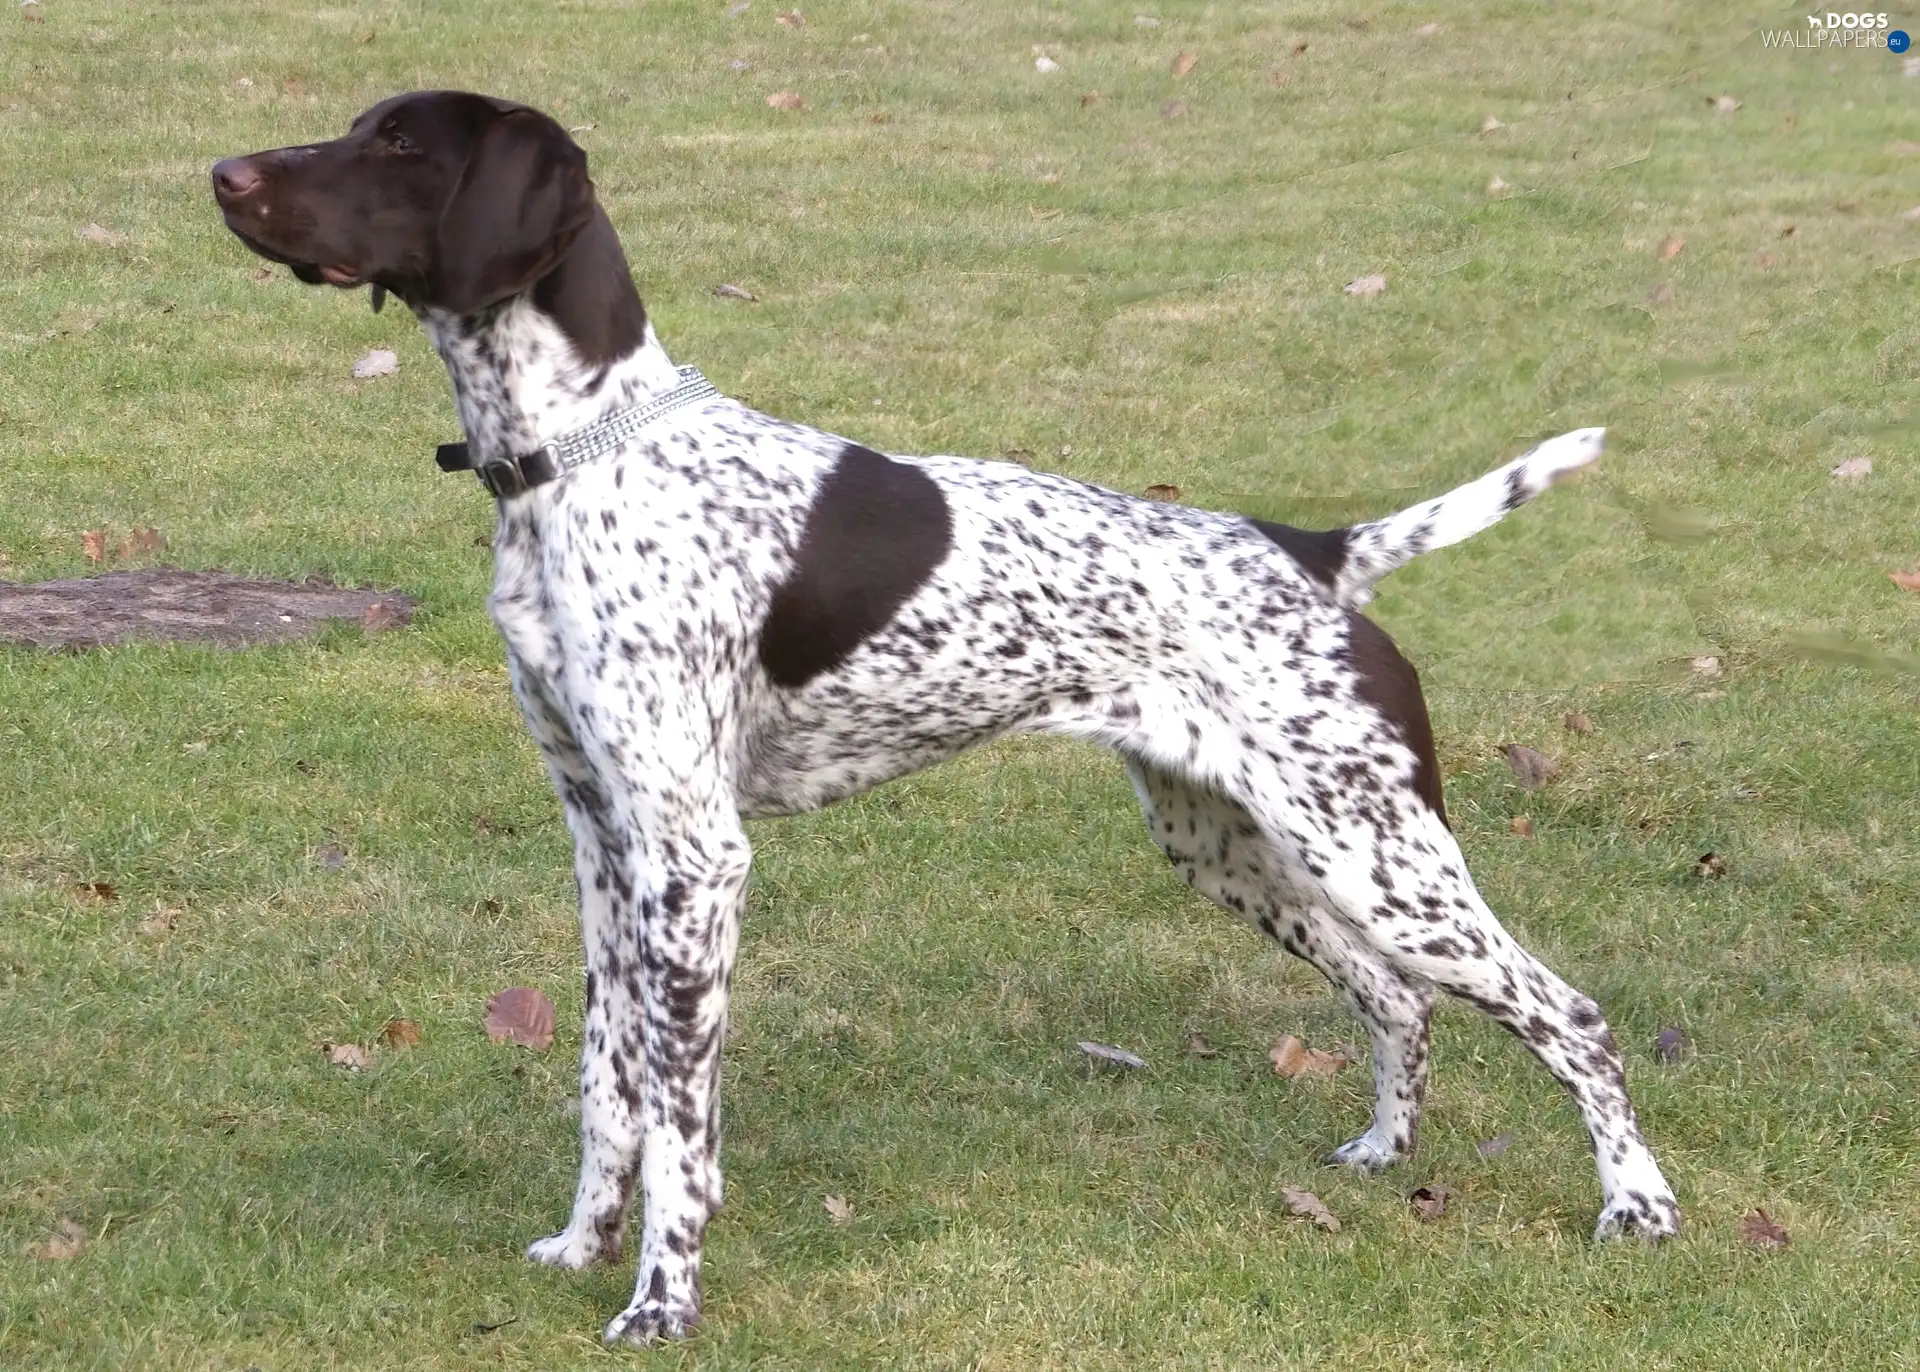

222,221,365,289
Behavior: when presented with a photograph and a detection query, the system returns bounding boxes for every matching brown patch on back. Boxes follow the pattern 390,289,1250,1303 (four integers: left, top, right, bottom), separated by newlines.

1344,611,1447,825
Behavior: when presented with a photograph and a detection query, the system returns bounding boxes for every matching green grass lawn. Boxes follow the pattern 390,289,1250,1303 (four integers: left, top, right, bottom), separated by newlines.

4,1,1920,1367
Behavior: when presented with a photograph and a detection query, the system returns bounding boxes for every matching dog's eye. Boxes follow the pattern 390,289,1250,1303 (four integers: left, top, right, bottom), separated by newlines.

381,127,418,155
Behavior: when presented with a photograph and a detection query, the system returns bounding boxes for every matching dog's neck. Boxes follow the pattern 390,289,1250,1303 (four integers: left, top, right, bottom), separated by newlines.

418,207,678,466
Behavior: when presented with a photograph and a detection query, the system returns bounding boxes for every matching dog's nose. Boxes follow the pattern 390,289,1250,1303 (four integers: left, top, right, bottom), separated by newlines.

212,158,263,201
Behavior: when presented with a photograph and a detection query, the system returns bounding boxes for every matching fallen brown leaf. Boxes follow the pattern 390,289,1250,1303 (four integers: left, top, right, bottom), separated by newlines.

1184,1032,1219,1058
1415,22,1441,36
1778,224,1795,239
1486,175,1510,196
823,1194,853,1224
82,530,108,564
1739,1208,1789,1249
1710,94,1741,114
1160,100,1187,119
1755,252,1775,269
1270,1034,1347,1079
1171,51,1197,76
323,1041,371,1071
1655,1026,1687,1063
766,91,805,110
1270,69,1292,87
1480,114,1504,133
1034,56,1059,73
1830,457,1872,482
1659,234,1685,261
1282,1187,1340,1231
486,986,557,1052
316,844,347,871
1504,744,1558,792
1693,851,1727,880
1564,711,1595,735
775,7,804,26
868,110,891,124
79,223,124,246
1890,141,1920,156
26,1218,86,1261
1508,816,1535,838
1080,91,1102,107
1889,568,1920,592
714,283,757,301
1476,1132,1514,1159
1143,483,1181,502
1344,273,1387,297
1292,40,1309,55
1647,281,1675,303
382,1018,422,1049
1408,1184,1451,1221
361,600,407,633
1690,654,1722,678
77,881,118,901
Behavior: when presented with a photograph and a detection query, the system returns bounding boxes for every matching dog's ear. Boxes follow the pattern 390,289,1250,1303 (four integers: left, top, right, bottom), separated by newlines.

433,109,594,316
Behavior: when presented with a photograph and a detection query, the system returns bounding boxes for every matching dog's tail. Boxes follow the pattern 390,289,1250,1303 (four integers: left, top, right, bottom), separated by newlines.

1305,427,1604,607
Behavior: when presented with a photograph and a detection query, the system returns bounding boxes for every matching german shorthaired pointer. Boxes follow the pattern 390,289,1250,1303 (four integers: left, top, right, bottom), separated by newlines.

213,91,1679,1345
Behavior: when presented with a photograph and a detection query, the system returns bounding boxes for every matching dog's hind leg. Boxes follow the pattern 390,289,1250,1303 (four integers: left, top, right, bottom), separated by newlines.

1126,760,1435,1171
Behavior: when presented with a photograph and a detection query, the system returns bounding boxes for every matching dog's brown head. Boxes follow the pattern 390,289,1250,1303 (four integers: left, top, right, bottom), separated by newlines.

213,90,594,316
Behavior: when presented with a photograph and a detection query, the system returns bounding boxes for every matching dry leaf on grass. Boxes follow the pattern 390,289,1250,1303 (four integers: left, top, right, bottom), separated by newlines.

79,223,124,246
1282,1187,1340,1232
382,1018,422,1049
766,91,805,110
1504,744,1558,792
1739,1208,1789,1249
1135,15,1161,27
1160,100,1187,119
323,1041,371,1071
1292,40,1309,55
1270,1034,1347,1079
1170,51,1197,76
823,1194,854,1224
1658,235,1685,261
1034,56,1059,73
77,881,118,900
1889,569,1920,592
1476,1132,1514,1159
1270,69,1292,87
775,8,803,26
1077,1040,1147,1069
1480,114,1504,133
1710,94,1741,114
1184,1032,1219,1058
26,1218,86,1261
316,845,347,871
728,1,751,14
1564,711,1595,735
1508,816,1535,838
1690,654,1722,677
1830,457,1872,481
352,348,398,379
1344,273,1386,297
1486,175,1510,196
714,283,757,301
1143,483,1181,502
1408,1184,1451,1221
1079,91,1102,106
486,987,556,1052
82,530,108,564
1693,851,1727,880
1415,22,1442,37
1655,1027,1687,1063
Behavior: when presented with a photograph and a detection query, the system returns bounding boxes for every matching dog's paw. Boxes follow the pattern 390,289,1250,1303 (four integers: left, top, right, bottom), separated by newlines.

603,1299,699,1347
526,1228,610,1270
1324,1134,1402,1175
1593,1190,1682,1244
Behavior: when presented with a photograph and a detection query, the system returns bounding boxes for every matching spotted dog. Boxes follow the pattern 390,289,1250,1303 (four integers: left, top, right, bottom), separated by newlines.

212,90,1680,1346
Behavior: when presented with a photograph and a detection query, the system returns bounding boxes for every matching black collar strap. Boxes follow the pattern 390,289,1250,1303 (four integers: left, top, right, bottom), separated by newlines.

436,366,721,498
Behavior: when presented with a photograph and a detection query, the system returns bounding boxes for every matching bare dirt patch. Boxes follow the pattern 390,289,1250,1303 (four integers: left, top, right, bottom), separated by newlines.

0,569,416,649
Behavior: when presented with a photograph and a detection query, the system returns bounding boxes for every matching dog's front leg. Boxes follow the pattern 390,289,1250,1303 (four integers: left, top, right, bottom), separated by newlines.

600,803,751,1347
